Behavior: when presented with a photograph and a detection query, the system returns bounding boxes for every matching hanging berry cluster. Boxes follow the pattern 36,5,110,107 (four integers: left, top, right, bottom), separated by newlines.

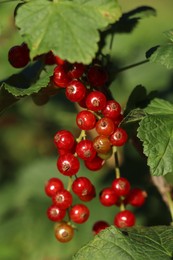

8,43,147,243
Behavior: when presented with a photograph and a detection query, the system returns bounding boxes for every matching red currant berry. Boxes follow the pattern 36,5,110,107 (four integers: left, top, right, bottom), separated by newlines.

53,64,71,88
52,189,73,209
114,210,136,228
86,91,107,111
87,65,108,88
76,140,96,161
96,117,115,136
54,221,74,243
69,204,90,224
92,221,109,235
57,153,80,176
54,130,75,150
54,55,66,65
110,128,128,146
79,185,96,202
76,110,96,130
44,177,64,197
114,113,124,127
44,51,56,65
8,42,30,68
111,177,131,197
68,63,86,79
72,177,93,197
47,205,66,222
84,155,104,171
65,80,86,102
99,187,118,206
102,100,121,120
93,135,111,154
125,188,147,207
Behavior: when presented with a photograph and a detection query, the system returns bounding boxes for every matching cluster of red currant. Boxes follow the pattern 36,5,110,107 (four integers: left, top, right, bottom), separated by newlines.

7,43,147,243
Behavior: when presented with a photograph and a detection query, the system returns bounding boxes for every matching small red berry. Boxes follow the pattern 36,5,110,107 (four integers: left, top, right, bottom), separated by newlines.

69,204,90,224
111,177,131,197
76,110,96,130
87,65,108,88
72,177,93,197
53,64,71,88
57,153,80,176
8,42,30,68
92,221,109,235
65,80,86,102
96,117,115,136
84,155,104,171
52,189,73,209
54,221,74,243
44,51,56,65
125,188,147,207
86,91,107,111
114,210,136,228
93,135,111,154
76,139,96,161
99,187,118,206
79,185,96,202
110,128,128,146
68,63,86,79
54,130,75,150
102,100,121,120
44,177,64,197
47,205,66,222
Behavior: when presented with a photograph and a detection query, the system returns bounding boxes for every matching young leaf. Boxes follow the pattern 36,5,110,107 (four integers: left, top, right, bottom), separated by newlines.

73,225,173,260
137,98,173,176
15,0,121,64
146,29,173,69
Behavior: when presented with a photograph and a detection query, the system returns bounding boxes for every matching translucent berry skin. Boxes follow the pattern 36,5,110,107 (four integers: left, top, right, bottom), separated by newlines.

114,210,136,228
65,80,86,102
72,177,93,197
76,140,96,161
86,91,107,111
87,65,108,88
68,63,86,79
96,117,115,136
92,221,109,235
54,221,74,243
110,128,128,146
47,205,66,222
79,185,96,202
53,64,71,88
69,204,90,224
125,188,147,207
52,189,73,209
93,135,111,154
84,155,104,171
8,43,30,68
44,177,64,197
54,130,75,150
57,153,80,176
102,100,121,120
99,187,118,206
76,110,96,130
111,177,131,197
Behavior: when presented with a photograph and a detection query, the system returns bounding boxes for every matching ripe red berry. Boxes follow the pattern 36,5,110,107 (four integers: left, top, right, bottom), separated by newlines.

44,51,56,65
92,221,109,235
47,205,66,222
96,117,115,136
86,91,107,111
79,185,96,202
52,189,73,209
54,221,74,243
111,177,131,197
87,65,108,88
54,55,66,65
125,188,147,207
53,64,71,88
109,127,128,146
44,177,64,197
72,177,93,197
76,110,96,130
8,42,30,68
69,204,90,224
57,153,80,176
65,80,86,102
114,210,136,228
68,63,86,79
99,187,118,206
76,140,96,161
84,155,104,171
54,130,75,150
102,100,121,120
93,135,111,154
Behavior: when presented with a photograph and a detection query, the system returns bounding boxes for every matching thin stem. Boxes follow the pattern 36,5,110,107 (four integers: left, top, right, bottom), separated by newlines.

113,146,120,179
67,176,73,192
76,129,86,143
116,59,149,74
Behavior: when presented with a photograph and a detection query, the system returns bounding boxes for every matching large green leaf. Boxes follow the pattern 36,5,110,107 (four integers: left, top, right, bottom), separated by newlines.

73,225,173,260
146,29,173,69
15,0,121,63
137,98,173,176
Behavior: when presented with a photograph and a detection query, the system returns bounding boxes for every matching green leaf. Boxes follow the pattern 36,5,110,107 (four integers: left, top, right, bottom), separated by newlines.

146,29,173,69
137,98,173,176
15,0,121,63
73,225,173,260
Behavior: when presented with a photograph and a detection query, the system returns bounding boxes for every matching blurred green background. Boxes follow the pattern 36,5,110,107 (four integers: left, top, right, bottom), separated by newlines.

0,1,173,260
